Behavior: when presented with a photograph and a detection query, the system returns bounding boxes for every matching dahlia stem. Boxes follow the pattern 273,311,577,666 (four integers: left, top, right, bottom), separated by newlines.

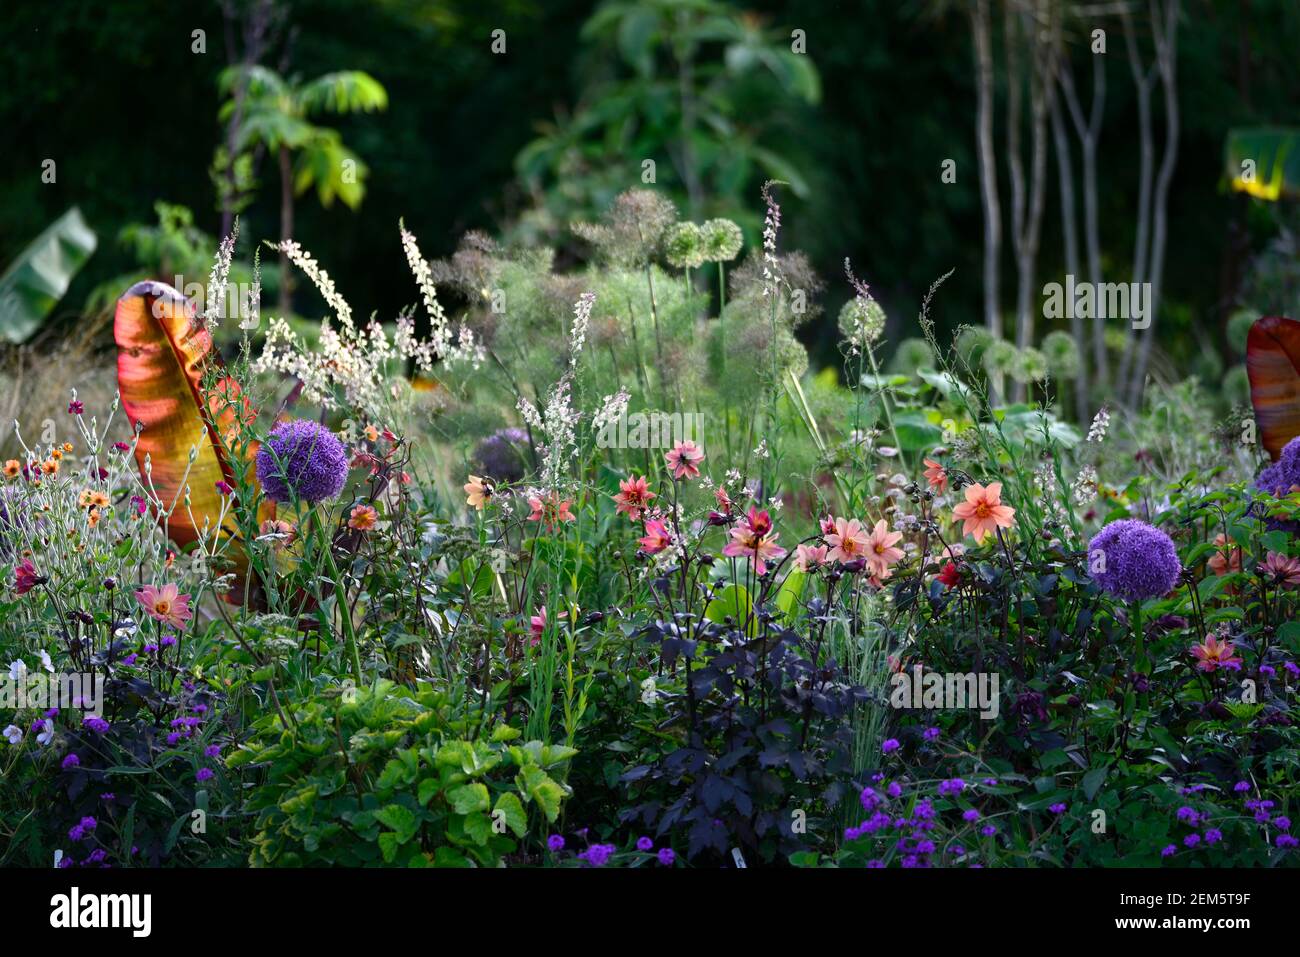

312,509,362,683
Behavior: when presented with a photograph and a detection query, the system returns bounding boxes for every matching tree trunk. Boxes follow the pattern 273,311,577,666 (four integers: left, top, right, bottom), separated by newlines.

1115,10,1157,397
1050,88,1089,423
971,0,1002,341
278,144,294,314
1127,0,1181,406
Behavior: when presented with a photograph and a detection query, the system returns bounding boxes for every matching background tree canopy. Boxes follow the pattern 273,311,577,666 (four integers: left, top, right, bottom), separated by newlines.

2,0,1300,379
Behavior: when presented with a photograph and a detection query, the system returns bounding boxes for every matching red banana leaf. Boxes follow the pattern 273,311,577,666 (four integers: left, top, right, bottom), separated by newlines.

1246,314,1300,461
114,280,264,559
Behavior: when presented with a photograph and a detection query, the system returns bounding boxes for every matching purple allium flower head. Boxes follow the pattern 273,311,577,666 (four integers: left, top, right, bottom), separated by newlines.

881,738,900,754
657,847,675,866
636,836,654,852
471,427,532,484
547,834,565,852
1087,519,1182,601
61,753,80,769
256,419,349,504
196,767,215,783
1250,439,1300,532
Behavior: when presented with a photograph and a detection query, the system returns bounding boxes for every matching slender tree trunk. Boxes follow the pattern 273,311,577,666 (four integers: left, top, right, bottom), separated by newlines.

1050,89,1089,422
971,0,1002,340
1115,10,1157,397
1060,54,1107,390
1128,0,1181,406
278,144,294,314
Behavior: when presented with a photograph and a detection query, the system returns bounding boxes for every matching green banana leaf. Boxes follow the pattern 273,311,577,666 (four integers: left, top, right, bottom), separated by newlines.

0,207,97,343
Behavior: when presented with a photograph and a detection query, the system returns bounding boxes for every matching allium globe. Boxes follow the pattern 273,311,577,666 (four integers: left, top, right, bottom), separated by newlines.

1251,437,1300,534
255,419,349,504
1088,519,1182,601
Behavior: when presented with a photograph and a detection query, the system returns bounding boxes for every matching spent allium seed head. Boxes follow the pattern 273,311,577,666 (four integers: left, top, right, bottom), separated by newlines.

471,427,532,484
1088,519,1182,602
838,297,886,352
663,221,706,270
1041,330,1081,379
255,419,349,504
700,218,743,262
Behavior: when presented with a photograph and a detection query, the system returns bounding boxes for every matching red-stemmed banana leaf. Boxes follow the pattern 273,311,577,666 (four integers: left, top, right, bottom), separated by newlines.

1246,314,1300,461
114,280,265,562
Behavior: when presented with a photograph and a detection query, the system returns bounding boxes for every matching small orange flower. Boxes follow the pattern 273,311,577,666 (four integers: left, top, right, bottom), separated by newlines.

41,459,59,475
348,504,379,531
78,489,110,509
87,507,101,528
2,459,20,479
1207,534,1242,576
464,475,494,510
50,449,63,461
363,424,380,442
62,442,73,453
951,482,1016,544
923,458,948,494
258,518,297,551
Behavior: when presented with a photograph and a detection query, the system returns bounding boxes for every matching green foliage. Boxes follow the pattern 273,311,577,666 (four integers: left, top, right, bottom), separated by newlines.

232,681,575,867
0,208,97,342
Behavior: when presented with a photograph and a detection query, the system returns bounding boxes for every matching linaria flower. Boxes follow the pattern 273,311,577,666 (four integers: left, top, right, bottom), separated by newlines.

951,482,1016,544
1087,519,1182,602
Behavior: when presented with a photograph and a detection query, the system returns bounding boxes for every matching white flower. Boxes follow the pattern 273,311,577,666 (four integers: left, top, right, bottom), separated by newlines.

640,677,658,706
35,720,54,746
3,724,22,745
53,850,63,869
1086,406,1110,444
8,660,27,683
39,650,54,673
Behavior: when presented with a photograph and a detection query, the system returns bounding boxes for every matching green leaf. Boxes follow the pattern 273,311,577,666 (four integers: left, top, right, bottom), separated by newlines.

0,208,97,343
448,783,490,815
374,803,419,844
493,792,528,838
774,569,805,621
1081,766,1107,801
518,766,566,822
704,584,756,637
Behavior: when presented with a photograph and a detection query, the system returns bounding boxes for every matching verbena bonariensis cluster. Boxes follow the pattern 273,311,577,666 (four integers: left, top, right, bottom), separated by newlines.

1,187,1297,868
